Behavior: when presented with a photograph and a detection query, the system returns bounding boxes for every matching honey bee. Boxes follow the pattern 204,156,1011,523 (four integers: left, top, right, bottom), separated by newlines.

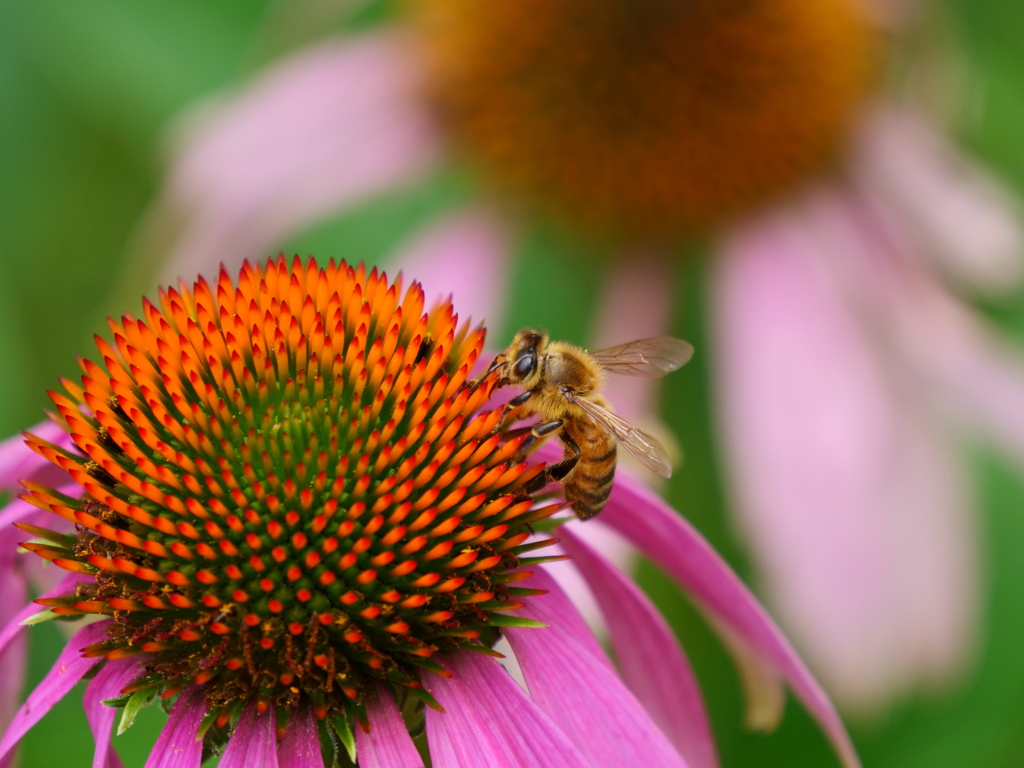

491,329,693,519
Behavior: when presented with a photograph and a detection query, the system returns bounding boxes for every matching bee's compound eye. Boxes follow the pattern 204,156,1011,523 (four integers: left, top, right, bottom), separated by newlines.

514,353,535,378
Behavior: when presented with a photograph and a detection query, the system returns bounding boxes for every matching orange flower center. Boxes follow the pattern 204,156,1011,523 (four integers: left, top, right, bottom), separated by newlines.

21,257,559,728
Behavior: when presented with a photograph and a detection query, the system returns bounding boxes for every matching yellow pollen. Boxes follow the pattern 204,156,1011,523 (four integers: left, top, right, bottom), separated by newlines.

410,0,879,239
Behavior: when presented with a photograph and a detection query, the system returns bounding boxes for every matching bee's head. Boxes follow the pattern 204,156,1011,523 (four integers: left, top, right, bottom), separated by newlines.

502,328,547,386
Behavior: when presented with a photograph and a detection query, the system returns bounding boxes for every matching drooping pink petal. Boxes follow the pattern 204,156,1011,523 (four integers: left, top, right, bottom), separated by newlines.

702,613,785,731
279,705,326,768
423,652,591,768
153,32,441,283
0,620,110,765
0,571,80,659
559,529,718,768
387,208,510,332
503,567,690,768
143,687,207,768
354,686,423,768
84,656,150,768
598,476,861,768
221,699,280,768
853,104,1024,294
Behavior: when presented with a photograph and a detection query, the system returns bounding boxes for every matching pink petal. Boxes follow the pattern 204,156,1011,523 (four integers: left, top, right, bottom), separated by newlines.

387,208,510,332
423,653,591,768
0,479,81,538
221,699,280,768
503,568,689,768
853,105,1024,294
521,546,611,668
155,32,441,283
702,614,784,731
0,500,50,543
0,422,71,490
85,657,150,768
0,620,111,764
598,477,861,768
0,571,80,659
355,686,423,768
559,529,718,768
24,551,75,597
794,190,984,700
851,179,1024,470
535,537,607,640
143,687,207,768
0,571,27,738
712,208,927,710
279,705,325,768
590,253,676,422
857,192,1024,468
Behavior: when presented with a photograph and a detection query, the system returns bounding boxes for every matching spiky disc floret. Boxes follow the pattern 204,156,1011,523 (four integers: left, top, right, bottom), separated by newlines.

20,257,559,726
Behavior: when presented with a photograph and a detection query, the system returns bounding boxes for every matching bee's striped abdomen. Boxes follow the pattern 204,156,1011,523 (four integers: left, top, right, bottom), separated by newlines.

563,420,618,519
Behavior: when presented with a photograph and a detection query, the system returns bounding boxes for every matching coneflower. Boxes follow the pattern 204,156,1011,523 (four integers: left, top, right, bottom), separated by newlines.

0,257,858,767
132,0,1024,714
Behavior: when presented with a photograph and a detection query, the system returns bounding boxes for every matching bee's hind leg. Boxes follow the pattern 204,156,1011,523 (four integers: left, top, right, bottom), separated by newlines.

524,426,580,493
546,429,580,481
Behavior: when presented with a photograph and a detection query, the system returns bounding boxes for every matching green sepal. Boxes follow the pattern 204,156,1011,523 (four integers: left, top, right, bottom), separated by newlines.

332,715,358,765
403,685,445,713
508,537,559,555
505,587,549,597
475,600,524,611
458,644,505,658
119,686,159,735
485,613,546,628
197,707,223,741
101,693,132,708
13,523,78,548
404,656,451,675
20,609,60,626
516,554,569,566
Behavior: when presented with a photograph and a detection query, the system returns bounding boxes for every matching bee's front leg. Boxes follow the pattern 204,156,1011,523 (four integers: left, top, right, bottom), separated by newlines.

493,389,533,434
468,353,508,393
486,353,509,383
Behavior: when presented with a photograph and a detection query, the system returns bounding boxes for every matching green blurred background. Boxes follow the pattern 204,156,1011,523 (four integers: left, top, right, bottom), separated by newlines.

2,1,1024,766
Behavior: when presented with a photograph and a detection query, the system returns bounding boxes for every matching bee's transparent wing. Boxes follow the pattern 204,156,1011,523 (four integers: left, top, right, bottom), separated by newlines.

590,337,694,378
567,393,673,478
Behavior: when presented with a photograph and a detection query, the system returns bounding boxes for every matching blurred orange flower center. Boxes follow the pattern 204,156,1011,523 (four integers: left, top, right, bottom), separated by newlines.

411,0,879,239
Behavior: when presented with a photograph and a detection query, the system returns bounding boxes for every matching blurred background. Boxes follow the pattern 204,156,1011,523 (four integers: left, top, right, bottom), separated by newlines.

3,1,1024,765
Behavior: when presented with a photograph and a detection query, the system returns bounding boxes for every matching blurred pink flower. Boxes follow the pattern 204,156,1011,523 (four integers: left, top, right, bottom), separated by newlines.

138,3,1024,715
